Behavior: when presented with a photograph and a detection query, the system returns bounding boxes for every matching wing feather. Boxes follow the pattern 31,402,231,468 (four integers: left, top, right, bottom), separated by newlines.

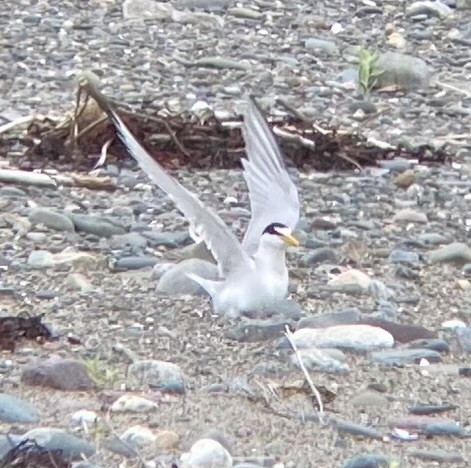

241,98,300,255
85,82,251,277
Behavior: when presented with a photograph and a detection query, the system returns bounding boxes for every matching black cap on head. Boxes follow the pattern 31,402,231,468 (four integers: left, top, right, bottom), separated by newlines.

263,222,288,235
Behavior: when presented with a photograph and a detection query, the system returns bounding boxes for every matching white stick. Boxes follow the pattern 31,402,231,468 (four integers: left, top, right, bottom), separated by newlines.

0,169,56,187
284,325,324,418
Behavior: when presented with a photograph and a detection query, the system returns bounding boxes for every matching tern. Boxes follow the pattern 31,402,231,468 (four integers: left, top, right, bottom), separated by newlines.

85,82,300,316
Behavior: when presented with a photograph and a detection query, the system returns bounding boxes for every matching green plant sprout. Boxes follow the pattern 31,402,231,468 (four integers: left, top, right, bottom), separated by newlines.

358,47,384,98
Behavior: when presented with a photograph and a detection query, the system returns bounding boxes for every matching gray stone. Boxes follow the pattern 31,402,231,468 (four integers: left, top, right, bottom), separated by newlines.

409,449,464,463
392,208,428,223
157,258,219,295
406,1,453,18
67,213,126,237
113,256,158,270
181,438,232,468
28,208,75,232
305,38,339,55
301,247,339,266
141,230,189,248
377,52,431,90
20,427,96,460
388,249,420,264
281,325,394,351
370,348,441,365
295,348,349,374
128,360,185,393
122,0,173,20
297,308,360,329
109,232,148,252
21,357,95,390
0,393,40,423
27,250,54,268
343,454,393,468
429,242,471,264
225,318,290,342
335,420,383,440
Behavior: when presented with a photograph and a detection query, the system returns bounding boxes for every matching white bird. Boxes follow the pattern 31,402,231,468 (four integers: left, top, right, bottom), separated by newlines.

89,86,300,316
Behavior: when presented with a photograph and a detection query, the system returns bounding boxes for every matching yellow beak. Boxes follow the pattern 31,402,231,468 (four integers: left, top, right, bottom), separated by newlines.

282,234,299,247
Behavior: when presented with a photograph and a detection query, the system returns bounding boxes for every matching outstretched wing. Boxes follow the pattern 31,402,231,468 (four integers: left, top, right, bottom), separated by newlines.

241,98,300,255
84,79,252,277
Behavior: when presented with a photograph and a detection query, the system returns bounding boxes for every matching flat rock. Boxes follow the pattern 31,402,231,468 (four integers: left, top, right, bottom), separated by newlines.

27,248,97,269
20,427,96,460
392,208,428,223
67,213,126,237
370,348,441,365
301,247,339,266
28,207,75,232
297,308,360,329
21,356,95,390
343,454,394,468
225,318,291,342
351,390,388,408
123,0,173,19
110,394,158,413
377,52,431,90
0,393,40,423
360,317,436,343
428,242,471,264
327,269,371,292
406,1,453,18
157,258,219,295
128,359,185,393
294,348,349,374
121,425,156,448
305,38,339,55
282,325,394,351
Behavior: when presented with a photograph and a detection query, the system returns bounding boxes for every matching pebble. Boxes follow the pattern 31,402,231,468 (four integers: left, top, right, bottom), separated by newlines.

297,308,360,329
406,1,453,18
120,425,156,448
110,394,158,413
70,409,99,425
141,230,189,248
455,326,471,353
388,249,420,264
294,348,349,374
180,438,232,468
409,449,464,462
350,390,389,408
343,454,395,468
392,208,428,223
65,272,95,292
370,348,442,365
360,317,436,343
428,242,471,264
27,248,97,269
21,356,95,390
327,269,371,292
113,255,158,270
225,318,291,342
335,420,383,440
304,38,339,55
128,359,185,393
301,247,339,266
281,325,394,351
122,0,173,19
28,207,75,232
0,393,40,423
155,429,180,449
377,51,431,90
157,258,219,295
67,213,126,237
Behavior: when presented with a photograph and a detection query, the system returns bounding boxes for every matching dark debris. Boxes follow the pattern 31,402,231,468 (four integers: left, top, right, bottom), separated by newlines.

0,312,57,351
0,439,71,468
0,90,452,172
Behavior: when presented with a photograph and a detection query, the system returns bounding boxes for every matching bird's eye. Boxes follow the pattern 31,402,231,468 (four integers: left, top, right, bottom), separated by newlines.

263,222,287,235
